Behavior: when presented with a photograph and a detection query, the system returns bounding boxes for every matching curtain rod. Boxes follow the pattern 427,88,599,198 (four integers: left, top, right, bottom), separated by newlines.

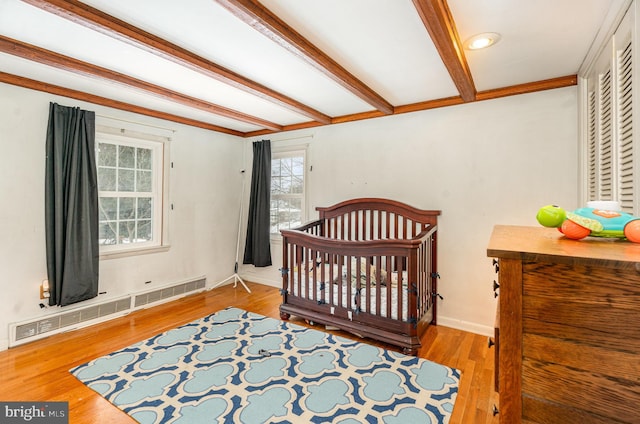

257,134,314,143
96,114,176,133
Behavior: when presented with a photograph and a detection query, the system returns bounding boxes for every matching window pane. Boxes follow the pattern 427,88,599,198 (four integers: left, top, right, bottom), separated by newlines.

99,197,117,221
119,145,135,169
118,169,135,191
291,174,303,194
98,167,116,191
270,199,279,233
137,220,152,242
98,143,117,167
99,222,117,245
288,198,302,228
137,197,152,219
137,147,152,170
292,157,304,175
271,176,282,194
281,175,291,194
119,221,136,244
270,196,303,231
136,170,152,192
119,197,135,220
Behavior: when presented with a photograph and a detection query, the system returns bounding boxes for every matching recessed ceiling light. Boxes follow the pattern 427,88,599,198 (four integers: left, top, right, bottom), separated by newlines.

464,32,501,50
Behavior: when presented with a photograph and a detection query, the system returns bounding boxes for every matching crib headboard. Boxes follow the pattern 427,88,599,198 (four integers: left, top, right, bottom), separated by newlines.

315,198,440,241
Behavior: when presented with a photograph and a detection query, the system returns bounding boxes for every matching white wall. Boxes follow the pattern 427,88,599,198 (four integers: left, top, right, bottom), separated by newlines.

0,83,578,349
241,87,579,336
0,83,243,349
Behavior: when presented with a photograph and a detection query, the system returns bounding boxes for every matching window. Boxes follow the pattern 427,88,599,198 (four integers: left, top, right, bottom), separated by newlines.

96,129,167,254
270,149,306,234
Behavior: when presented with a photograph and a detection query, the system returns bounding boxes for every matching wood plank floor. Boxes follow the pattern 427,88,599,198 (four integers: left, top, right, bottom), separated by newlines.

0,282,499,423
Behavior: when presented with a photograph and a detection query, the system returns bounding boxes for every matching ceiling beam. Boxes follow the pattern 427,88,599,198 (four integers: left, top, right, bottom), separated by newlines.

2,66,575,139
475,75,578,101
412,0,476,102
0,35,281,131
0,71,244,136
244,75,577,137
21,0,331,124
214,0,394,115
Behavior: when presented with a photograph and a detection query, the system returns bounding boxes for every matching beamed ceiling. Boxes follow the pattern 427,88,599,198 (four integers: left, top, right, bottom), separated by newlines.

0,0,626,137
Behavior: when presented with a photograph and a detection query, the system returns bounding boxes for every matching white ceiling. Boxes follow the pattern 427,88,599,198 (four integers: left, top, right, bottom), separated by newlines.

0,0,628,136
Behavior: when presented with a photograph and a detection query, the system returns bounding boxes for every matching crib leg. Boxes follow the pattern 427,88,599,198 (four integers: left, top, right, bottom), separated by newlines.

280,312,290,320
403,347,418,356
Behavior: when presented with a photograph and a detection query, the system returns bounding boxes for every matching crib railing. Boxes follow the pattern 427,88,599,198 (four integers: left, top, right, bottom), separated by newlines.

280,225,438,332
316,198,439,241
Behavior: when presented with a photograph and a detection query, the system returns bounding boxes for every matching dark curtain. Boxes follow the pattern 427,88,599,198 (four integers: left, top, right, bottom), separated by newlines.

45,102,99,306
243,139,272,267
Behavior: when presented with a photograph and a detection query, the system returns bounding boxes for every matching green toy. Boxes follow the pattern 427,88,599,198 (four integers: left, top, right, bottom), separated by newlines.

536,202,640,242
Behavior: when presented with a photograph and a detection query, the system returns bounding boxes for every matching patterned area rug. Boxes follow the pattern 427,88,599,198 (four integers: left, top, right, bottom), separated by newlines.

71,307,460,423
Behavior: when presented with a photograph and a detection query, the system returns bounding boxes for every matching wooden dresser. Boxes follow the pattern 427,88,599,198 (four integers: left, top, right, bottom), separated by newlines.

487,225,640,424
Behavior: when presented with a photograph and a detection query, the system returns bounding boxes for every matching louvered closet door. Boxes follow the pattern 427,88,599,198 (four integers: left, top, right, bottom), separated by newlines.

600,66,613,201
583,4,637,214
617,35,635,212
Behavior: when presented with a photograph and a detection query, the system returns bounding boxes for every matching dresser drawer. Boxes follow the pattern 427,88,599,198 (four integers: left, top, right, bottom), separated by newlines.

520,261,640,422
522,261,640,351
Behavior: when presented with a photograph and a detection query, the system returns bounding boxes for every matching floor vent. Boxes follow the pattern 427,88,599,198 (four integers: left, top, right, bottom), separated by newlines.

14,298,131,343
134,278,206,308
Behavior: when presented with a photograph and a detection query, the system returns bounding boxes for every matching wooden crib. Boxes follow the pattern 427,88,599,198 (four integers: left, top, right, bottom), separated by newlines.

279,198,440,354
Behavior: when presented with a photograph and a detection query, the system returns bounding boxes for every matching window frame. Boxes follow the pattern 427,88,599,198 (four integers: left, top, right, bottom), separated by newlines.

96,127,170,259
270,147,307,239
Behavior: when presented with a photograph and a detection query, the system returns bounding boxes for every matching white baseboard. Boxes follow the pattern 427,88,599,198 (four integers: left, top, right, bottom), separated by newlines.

238,272,280,288
0,338,8,352
437,316,494,337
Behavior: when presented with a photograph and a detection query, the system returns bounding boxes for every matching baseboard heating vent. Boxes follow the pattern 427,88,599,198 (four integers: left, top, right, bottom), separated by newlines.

9,276,207,347
13,297,131,343
134,277,206,308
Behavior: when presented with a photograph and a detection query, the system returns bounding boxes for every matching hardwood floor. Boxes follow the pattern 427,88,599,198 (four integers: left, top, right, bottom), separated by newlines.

0,282,498,423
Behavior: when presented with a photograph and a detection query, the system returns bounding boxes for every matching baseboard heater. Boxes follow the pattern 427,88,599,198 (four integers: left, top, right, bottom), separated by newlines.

9,276,206,347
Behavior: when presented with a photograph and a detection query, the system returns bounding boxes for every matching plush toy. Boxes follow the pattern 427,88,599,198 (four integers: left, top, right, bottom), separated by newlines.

536,201,640,243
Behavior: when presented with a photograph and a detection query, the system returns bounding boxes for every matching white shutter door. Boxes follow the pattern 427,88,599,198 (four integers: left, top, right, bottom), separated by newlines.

617,38,634,212
599,69,614,201
587,90,598,200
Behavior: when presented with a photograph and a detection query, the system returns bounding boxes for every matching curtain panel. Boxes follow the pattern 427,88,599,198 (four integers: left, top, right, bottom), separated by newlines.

243,140,272,267
45,102,99,306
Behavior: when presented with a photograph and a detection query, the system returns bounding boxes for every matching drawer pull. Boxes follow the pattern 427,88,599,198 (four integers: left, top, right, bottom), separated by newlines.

492,405,499,416
493,280,500,291
488,337,495,348
492,259,499,273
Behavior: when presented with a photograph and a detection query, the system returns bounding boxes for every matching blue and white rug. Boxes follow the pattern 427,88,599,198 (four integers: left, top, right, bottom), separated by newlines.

71,307,459,423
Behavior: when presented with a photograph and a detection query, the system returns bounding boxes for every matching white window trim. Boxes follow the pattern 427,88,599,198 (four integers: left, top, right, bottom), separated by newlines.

270,146,308,241
96,125,171,259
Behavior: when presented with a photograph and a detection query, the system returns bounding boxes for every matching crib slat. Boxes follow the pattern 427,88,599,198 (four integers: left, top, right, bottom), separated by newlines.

397,256,404,322
402,216,406,240
310,248,317,303
371,210,375,239
294,245,302,299
325,253,331,305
